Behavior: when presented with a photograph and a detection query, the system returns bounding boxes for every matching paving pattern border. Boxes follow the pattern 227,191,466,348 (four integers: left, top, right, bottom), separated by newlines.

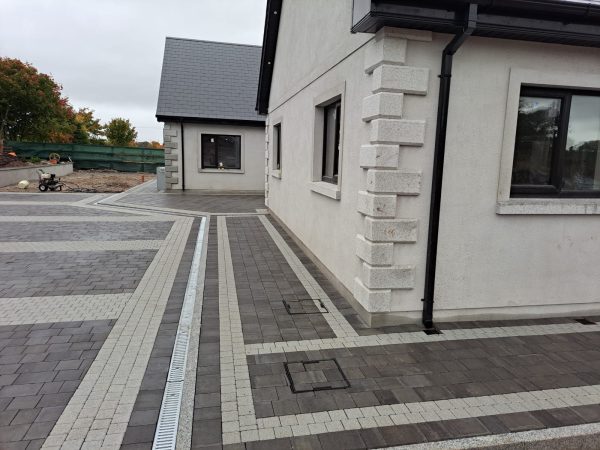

392,421,600,450
0,294,132,326
245,322,600,355
0,216,177,222
0,241,164,252
258,215,358,339
40,217,193,449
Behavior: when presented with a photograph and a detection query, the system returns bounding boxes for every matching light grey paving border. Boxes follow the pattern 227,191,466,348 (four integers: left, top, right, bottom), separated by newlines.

176,216,210,450
0,293,132,325
245,322,600,355
41,216,194,450
250,384,600,442
218,217,261,444
388,422,600,450
257,215,358,339
100,199,269,217
152,217,208,450
0,215,176,222
0,240,163,252
0,201,79,205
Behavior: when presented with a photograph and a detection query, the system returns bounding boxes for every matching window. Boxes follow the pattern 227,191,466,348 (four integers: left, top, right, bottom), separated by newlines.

322,100,341,184
273,123,281,170
201,134,241,169
511,87,600,197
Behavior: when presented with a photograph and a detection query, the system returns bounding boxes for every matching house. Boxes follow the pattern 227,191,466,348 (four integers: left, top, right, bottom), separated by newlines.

257,0,600,328
156,37,265,192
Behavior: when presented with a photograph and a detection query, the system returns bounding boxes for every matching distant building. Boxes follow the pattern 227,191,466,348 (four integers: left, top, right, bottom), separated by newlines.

156,37,265,193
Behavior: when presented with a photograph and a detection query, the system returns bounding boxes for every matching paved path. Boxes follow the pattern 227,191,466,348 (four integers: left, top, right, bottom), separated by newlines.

2,187,600,449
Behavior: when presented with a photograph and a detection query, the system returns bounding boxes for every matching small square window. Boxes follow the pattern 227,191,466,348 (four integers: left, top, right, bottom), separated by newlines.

201,134,241,170
511,87,600,198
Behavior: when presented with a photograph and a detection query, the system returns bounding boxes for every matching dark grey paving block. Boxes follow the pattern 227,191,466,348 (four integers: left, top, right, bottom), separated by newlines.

0,205,138,217
0,250,156,297
0,221,174,242
227,216,335,345
0,320,112,448
117,192,265,213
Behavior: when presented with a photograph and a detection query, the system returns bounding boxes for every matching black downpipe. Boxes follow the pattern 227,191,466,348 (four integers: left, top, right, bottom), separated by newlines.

422,4,477,330
180,122,185,191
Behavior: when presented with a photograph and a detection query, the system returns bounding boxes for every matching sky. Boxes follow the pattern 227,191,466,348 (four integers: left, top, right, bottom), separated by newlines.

1,0,267,142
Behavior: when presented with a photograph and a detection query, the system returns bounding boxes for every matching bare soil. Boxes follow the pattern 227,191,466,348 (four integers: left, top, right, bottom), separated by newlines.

0,169,155,193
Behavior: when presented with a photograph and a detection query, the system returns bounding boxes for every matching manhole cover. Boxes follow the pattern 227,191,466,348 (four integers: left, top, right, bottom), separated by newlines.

283,298,328,315
284,358,350,393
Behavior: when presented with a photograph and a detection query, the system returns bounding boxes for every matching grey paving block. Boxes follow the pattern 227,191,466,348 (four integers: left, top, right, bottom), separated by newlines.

0,221,173,242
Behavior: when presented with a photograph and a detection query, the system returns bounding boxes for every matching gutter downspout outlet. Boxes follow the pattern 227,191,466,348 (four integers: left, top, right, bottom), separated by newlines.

422,3,477,331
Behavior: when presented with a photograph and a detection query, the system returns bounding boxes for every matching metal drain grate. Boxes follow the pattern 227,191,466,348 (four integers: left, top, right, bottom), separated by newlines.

424,327,443,335
153,218,206,450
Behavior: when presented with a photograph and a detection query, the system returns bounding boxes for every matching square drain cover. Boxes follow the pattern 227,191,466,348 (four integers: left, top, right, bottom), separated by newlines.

283,298,328,315
284,358,350,393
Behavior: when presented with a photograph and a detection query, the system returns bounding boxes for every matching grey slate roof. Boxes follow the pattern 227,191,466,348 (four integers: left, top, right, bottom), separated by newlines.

156,37,264,123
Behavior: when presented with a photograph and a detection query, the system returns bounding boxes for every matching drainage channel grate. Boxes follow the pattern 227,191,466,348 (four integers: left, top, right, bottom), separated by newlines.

153,218,206,450
283,298,328,315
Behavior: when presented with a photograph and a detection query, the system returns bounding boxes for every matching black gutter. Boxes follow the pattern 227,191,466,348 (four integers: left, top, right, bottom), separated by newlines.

156,115,265,127
256,0,282,114
422,3,478,331
180,122,185,191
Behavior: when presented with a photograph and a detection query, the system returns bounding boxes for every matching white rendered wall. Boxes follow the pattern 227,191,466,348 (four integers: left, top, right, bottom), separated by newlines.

180,123,265,192
267,0,600,322
266,0,372,303
434,37,600,320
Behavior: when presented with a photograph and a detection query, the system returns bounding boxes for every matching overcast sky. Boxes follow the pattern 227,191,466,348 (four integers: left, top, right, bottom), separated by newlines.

1,0,267,142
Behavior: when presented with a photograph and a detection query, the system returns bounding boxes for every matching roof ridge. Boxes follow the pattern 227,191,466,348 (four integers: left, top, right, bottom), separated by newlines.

165,36,261,48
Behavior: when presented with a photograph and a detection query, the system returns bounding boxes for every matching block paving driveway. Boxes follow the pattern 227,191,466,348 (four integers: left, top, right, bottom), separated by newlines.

2,185,600,449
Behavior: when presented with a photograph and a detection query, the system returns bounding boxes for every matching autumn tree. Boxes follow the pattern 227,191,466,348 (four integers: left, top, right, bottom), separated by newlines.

136,140,163,149
72,108,104,144
104,118,137,146
0,57,74,143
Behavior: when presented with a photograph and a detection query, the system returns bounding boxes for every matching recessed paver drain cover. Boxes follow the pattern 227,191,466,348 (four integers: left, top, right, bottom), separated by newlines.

284,358,350,393
283,298,328,315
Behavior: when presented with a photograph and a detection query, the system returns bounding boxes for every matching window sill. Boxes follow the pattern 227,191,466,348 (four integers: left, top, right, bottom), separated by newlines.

199,168,244,174
271,170,282,179
310,181,341,200
497,199,600,215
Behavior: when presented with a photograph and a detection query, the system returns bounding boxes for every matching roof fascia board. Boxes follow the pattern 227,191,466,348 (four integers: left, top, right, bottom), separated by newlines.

156,115,265,127
352,1,600,47
256,0,282,115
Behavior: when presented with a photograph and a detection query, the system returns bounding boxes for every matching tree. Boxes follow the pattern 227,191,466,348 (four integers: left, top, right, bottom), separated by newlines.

0,57,75,142
136,140,163,149
104,118,137,146
72,108,104,144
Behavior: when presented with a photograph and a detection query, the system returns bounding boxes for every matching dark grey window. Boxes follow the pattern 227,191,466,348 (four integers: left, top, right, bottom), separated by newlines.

322,100,341,184
201,134,241,169
511,87,600,197
273,123,281,170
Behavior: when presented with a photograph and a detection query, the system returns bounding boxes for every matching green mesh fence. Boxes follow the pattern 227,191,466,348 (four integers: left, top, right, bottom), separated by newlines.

7,141,164,173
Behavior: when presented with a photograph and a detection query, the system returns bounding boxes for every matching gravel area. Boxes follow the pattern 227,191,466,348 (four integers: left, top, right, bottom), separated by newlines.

0,169,155,193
